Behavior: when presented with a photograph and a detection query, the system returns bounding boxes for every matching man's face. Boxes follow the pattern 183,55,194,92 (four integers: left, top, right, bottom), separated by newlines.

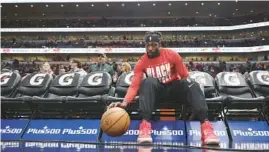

98,56,106,64
71,62,77,69
42,63,50,71
146,42,159,56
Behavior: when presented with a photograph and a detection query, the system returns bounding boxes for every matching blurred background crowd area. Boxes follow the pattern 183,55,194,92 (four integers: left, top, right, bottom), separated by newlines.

1,12,268,28
1,28,269,48
2,52,269,80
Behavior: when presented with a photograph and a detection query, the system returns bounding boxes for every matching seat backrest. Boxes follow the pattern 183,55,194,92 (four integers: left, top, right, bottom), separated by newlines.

115,72,134,97
17,73,53,97
115,71,146,98
249,70,269,97
47,72,82,98
215,72,253,98
78,72,112,97
189,71,217,98
1,71,21,97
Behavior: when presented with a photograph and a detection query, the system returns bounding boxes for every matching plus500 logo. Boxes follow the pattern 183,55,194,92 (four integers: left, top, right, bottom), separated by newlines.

124,130,184,136
0,126,22,134
233,128,269,136
26,126,97,135
189,130,226,136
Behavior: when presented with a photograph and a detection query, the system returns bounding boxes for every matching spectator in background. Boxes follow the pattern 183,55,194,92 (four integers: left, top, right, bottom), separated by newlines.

70,59,87,77
58,65,66,75
113,62,132,83
40,62,54,75
120,62,132,74
90,53,114,76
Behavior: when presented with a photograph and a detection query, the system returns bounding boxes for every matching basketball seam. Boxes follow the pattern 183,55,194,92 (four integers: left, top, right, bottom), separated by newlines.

121,113,129,133
102,110,126,133
103,112,126,134
101,110,124,122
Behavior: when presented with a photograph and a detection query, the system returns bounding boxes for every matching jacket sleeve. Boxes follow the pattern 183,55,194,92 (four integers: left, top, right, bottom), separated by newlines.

170,50,189,79
124,59,144,103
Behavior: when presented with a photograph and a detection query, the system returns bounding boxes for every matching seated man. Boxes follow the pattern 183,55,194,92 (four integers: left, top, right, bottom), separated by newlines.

70,59,87,77
109,31,220,145
90,53,114,77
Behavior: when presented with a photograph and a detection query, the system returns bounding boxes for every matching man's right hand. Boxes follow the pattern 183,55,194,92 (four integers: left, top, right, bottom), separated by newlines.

107,101,128,109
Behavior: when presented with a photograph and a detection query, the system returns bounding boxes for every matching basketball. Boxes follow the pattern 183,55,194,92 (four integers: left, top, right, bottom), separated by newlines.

101,107,131,137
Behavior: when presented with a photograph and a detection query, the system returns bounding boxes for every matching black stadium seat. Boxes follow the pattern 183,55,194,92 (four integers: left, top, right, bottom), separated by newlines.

65,72,113,118
215,72,264,120
31,72,84,118
115,71,135,98
1,71,19,96
248,71,269,121
1,72,53,118
1,70,22,118
248,70,269,97
189,71,218,98
1,70,21,98
16,73,53,97
77,72,113,98
46,72,83,98
189,71,224,120
216,72,254,98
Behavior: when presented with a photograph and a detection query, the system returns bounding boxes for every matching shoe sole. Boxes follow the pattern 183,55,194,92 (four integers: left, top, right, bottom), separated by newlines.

204,138,220,145
137,137,153,144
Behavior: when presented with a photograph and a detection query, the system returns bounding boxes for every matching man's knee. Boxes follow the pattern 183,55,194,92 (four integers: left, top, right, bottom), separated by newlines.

139,77,159,96
141,77,159,86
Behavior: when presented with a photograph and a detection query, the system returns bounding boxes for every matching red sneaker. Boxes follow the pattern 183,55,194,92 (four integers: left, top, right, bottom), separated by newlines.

201,120,220,145
137,120,153,144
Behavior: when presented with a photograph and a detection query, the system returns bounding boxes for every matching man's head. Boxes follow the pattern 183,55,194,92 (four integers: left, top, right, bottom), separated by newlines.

41,62,51,72
70,60,81,70
98,53,107,64
145,31,162,58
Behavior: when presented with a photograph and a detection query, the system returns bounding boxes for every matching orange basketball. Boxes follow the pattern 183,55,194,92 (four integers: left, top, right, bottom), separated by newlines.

101,107,130,137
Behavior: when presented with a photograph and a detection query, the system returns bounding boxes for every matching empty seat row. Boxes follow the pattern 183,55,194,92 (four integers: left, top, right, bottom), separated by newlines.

1,70,269,119
1,70,269,103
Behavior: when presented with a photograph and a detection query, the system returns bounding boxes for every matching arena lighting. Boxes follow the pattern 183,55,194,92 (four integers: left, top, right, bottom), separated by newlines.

1,21,269,32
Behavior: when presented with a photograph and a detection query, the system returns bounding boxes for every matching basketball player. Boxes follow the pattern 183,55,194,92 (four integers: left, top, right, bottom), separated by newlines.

108,32,220,145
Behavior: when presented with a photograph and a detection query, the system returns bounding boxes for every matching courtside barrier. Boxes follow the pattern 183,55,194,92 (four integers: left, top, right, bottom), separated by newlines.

1,95,269,151
1,45,269,54
1,119,269,151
